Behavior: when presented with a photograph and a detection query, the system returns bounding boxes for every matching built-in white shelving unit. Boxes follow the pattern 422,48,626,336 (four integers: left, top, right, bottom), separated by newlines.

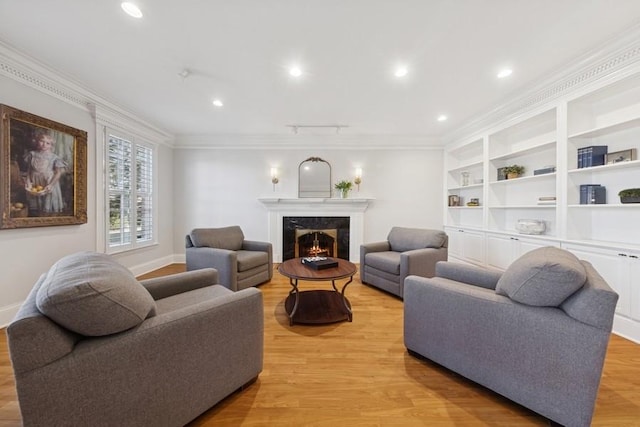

443,70,640,343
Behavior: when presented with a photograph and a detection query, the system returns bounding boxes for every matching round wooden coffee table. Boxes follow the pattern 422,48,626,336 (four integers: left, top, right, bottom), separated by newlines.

278,258,357,326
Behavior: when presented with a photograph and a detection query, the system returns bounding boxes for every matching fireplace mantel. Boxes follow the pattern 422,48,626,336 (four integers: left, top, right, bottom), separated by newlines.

259,198,373,262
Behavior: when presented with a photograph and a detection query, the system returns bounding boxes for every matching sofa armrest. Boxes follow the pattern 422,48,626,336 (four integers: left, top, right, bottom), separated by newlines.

186,246,237,290
400,247,448,279
242,240,271,253
360,241,391,263
140,268,219,300
435,261,502,290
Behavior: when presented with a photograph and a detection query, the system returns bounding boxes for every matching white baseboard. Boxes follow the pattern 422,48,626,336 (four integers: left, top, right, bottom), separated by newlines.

129,254,182,277
613,315,640,344
0,302,23,329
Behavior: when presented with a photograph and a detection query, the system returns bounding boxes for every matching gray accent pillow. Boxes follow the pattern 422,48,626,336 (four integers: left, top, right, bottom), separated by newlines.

190,226,244,250
495,246,587,306
388,227,446,252
36,251,156,336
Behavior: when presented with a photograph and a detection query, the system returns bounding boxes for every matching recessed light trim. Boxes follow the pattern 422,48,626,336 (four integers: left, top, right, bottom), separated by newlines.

121,2,143,18
394,66,408,78
497,68,513,78
212,99,224,107
437,115,448,122
289,66,302,77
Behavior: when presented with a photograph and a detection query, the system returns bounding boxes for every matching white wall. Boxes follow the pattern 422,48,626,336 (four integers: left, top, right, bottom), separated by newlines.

173,145,444,258
0,74,176,325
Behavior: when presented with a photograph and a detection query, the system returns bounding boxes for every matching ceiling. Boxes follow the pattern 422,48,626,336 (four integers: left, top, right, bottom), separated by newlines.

1,1,640,140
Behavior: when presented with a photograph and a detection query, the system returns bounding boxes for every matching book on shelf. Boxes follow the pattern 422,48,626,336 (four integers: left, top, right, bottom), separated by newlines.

579,184,606,204
497,167,507,181
301,257,339,270
537,196,557,205
534,166,556,175
577,146,608,168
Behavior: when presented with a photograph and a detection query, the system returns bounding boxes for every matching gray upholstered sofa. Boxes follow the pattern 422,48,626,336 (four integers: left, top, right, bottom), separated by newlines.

186,225,273,291
7,251,264,427
360,227,448,298
404,247,618,427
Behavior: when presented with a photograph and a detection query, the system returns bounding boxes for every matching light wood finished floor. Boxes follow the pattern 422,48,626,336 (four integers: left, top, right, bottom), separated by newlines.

1,264,639,426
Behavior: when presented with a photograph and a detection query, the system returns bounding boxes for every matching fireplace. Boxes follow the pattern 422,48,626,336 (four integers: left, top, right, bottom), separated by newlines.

259,198,371,262
283,217,350,260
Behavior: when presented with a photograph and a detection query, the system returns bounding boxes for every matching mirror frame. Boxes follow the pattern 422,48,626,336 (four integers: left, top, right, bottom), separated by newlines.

298,157,332,198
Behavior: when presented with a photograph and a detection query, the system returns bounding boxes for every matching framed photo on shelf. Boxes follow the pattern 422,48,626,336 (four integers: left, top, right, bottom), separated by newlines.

497,167,507,181
0,105,87,229
448,195,460,207
606,148,636,164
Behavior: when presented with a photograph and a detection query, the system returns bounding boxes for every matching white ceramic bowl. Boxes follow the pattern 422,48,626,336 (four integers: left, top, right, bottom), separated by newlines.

516,219,546,235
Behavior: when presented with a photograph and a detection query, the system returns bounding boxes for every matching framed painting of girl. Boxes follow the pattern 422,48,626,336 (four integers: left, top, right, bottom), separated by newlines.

0,105,87,229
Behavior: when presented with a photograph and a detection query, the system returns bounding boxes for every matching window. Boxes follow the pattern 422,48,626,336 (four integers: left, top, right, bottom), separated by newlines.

107,131,155,252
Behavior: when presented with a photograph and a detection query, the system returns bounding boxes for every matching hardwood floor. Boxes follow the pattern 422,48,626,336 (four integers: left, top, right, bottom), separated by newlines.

1,264,639,426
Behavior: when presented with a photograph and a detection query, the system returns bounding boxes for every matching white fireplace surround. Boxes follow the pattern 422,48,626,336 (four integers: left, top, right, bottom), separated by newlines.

258,198,372,262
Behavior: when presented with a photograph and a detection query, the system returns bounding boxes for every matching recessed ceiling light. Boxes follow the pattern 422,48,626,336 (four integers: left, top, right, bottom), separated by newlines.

394,66,408,78
497,68,513,78
121,2,143,18
212,99,223,107
437,115,448,122
289,66,302,77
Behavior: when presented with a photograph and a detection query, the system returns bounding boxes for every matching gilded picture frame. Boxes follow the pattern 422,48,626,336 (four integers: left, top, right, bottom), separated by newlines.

0,105,87,229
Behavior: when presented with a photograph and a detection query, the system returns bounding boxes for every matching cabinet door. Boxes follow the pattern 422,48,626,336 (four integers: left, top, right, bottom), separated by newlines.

518,237,560,255
462,230,485,265
564,245,630,317
629,253,640,321
486,234,515,270
445,227,463,258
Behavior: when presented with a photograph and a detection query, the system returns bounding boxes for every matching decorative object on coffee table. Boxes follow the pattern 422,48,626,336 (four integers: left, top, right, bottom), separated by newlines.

618,188,640,204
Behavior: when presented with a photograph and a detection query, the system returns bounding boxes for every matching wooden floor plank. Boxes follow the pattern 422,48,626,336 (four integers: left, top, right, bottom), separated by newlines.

0,263,638,426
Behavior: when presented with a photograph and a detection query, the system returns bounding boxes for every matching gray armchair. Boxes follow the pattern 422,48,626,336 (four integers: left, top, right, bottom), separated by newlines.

186,225,273,291
7,251,264,427
404,247,618,427
360,227,448,298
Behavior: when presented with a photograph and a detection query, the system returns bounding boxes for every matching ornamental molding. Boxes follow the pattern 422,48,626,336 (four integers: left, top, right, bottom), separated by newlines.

0,41,173,145
443,23,640,144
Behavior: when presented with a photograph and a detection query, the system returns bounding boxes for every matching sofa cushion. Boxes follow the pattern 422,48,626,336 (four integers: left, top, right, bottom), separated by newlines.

365,252,401,275
495,246,587,306
190,226,244,250
388,227,446,252
36,251,156,336
236,250,268,272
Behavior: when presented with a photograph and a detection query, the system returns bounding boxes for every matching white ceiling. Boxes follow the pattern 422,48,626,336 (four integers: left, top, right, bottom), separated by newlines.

1,1,640,140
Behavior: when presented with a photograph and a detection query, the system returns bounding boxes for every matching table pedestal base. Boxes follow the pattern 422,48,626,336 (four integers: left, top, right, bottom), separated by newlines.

285,290,352,325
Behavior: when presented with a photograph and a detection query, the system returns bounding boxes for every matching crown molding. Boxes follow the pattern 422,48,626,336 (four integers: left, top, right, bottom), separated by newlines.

0,40,174,145
444,22,640,144
174,133,443,150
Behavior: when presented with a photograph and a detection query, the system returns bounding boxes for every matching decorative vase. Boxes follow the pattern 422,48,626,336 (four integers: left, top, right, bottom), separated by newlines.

340,189,349,199
507,172,519,179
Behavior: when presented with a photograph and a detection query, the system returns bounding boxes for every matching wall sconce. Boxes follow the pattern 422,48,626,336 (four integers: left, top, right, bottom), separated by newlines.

270,167,279,191
354,168,362,191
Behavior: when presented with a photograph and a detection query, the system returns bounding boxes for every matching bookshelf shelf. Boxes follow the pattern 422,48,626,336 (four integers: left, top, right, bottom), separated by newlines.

488,172,556,185
489,205,556,209
568,159,640,174
447,183,483,191
489,138,555,162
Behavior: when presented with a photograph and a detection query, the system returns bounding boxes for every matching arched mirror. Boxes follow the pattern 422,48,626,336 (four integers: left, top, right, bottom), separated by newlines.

298,157,332,198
